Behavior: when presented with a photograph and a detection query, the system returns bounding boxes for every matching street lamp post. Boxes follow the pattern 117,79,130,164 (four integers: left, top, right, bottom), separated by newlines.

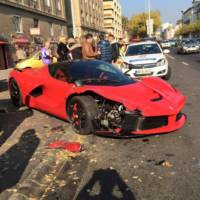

148,0,151,37
145,0,152,37
70,0,76,37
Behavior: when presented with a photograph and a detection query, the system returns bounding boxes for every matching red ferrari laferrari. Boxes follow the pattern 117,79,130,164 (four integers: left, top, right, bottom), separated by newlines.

9,60,186,137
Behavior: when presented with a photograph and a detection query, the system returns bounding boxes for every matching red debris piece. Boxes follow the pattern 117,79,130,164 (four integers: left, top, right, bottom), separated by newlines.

48,140,82,153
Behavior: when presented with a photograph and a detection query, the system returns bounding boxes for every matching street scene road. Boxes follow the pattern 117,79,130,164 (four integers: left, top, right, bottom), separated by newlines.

1,0,200,200
43,51,200,200
0,50,200,200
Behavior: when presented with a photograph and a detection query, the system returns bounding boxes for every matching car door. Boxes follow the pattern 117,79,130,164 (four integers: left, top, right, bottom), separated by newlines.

29,67,74,120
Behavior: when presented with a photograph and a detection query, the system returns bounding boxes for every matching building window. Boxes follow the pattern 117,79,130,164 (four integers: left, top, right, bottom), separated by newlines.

57,0,61,11
44,0,50,7
60,25,65,35
13,16,23,33
49,22,53,36
33,18,39,28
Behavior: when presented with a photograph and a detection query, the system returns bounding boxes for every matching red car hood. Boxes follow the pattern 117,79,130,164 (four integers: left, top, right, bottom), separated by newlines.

80,77,185,116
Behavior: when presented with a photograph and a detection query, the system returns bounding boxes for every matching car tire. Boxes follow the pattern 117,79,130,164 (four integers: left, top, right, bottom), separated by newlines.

67,96,98,135
163,66,171,80
9,79,23,107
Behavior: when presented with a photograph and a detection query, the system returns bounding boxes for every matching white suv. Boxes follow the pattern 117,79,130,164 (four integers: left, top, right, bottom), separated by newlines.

121,41,171,80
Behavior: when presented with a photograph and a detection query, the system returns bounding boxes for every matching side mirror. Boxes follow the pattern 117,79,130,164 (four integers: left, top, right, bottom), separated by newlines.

163,49,170,54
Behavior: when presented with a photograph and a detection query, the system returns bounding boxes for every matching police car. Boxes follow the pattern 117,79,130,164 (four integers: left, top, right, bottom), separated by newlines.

121,41,171,80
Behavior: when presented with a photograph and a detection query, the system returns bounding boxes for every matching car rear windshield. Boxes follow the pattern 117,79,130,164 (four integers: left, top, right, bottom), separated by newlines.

126,44,161,56
48,60,135,86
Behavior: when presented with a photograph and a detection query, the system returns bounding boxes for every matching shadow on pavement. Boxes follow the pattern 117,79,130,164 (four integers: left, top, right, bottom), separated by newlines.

0,108,33,147
0,79,8,92
0,129,40,193
76,168,136,200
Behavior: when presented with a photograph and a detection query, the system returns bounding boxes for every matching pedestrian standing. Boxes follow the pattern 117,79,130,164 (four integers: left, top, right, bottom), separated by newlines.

108,34,120,63
82,34,100,60
57,36,69,62
41,41,52,65
15,45,26,62
67,38,82,60
97,34,112,63
118,38,126,56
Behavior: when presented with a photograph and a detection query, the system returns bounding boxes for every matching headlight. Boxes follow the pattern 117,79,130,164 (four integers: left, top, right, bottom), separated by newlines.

183,46,188,50
157,59,166,67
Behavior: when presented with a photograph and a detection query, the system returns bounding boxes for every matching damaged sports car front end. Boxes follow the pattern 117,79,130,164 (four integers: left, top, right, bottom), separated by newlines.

89,93,186,137
9,60,186,137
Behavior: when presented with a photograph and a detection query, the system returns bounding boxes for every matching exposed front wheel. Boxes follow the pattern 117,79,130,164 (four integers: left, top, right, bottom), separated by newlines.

9,79,23,107
67,96,98,135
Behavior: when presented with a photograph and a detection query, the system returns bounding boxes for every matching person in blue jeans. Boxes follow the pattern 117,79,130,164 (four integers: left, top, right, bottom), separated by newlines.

97,35,112,63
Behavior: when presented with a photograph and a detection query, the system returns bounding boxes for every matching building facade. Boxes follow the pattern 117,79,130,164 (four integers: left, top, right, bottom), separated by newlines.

182,6,196,24
66,0,104,37
182,0,200,25
0,0,68,44
103,0,122,38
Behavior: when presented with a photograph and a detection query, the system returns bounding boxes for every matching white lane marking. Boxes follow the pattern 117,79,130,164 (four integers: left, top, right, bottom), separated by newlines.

166,55,175,60
182,62,189,66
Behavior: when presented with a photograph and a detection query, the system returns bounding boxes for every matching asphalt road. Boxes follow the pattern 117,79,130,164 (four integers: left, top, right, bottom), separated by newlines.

65,51,200,200
1,51,200,200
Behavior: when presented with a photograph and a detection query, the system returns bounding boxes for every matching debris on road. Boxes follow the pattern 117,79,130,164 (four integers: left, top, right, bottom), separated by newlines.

142,139,150,142
147,159,173,168
48,140,82,153
163,161,173,168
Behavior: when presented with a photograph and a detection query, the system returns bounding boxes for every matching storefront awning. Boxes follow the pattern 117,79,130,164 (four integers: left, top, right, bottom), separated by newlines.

14,38,29,44
0,41,8,45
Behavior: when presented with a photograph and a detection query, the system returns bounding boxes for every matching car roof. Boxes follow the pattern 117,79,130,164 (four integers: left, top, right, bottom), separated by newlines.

127,41,159,48
49,59,104,68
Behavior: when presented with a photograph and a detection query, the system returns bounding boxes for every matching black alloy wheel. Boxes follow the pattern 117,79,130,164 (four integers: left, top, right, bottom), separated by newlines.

67,96,98,135
9,79,23,107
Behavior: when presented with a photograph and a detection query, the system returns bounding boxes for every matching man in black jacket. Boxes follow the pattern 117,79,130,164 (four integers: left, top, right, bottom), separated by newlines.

57,36,69,62
97,35,112,63
108,34,120,63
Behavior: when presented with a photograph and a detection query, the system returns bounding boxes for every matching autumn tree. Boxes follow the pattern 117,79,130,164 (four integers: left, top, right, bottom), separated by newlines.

175,20,200,37
128,11,161,37
122,16,129,31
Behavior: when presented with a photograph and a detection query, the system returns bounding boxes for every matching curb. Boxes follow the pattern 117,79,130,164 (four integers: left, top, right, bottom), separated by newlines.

8,149,64,200
7,128,87,200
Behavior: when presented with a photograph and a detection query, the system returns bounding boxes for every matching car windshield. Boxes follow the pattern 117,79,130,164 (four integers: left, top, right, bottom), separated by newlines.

182,40,194,45
126,43,161,56
49,60,135,86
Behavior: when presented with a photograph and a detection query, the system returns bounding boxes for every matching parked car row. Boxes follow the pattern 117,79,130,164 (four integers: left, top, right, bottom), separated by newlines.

159,39,177,49
176,39,200,54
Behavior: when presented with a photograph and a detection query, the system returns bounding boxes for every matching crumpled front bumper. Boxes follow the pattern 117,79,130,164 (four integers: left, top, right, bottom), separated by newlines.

95,112,186,138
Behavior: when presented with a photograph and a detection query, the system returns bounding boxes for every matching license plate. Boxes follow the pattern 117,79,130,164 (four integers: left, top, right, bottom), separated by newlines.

135,69,151,75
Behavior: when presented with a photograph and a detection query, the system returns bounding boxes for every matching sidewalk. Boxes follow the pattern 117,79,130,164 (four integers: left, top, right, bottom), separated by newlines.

0,68,88,199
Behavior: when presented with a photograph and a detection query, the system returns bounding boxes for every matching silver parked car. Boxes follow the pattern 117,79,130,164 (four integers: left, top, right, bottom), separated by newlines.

177,40,200,54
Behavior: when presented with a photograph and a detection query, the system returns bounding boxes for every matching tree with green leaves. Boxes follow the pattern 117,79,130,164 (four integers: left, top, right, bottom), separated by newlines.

175,20,200,37
122,16,129,31
128,11,161,37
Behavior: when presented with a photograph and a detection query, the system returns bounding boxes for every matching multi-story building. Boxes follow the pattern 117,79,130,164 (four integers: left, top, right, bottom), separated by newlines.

0,0,68,44
66,0,104,37
182,6,196,24
182,0,200,25
103,0,122,38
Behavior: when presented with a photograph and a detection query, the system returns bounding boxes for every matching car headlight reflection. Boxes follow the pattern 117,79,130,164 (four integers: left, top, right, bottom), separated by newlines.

157,59,166,67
